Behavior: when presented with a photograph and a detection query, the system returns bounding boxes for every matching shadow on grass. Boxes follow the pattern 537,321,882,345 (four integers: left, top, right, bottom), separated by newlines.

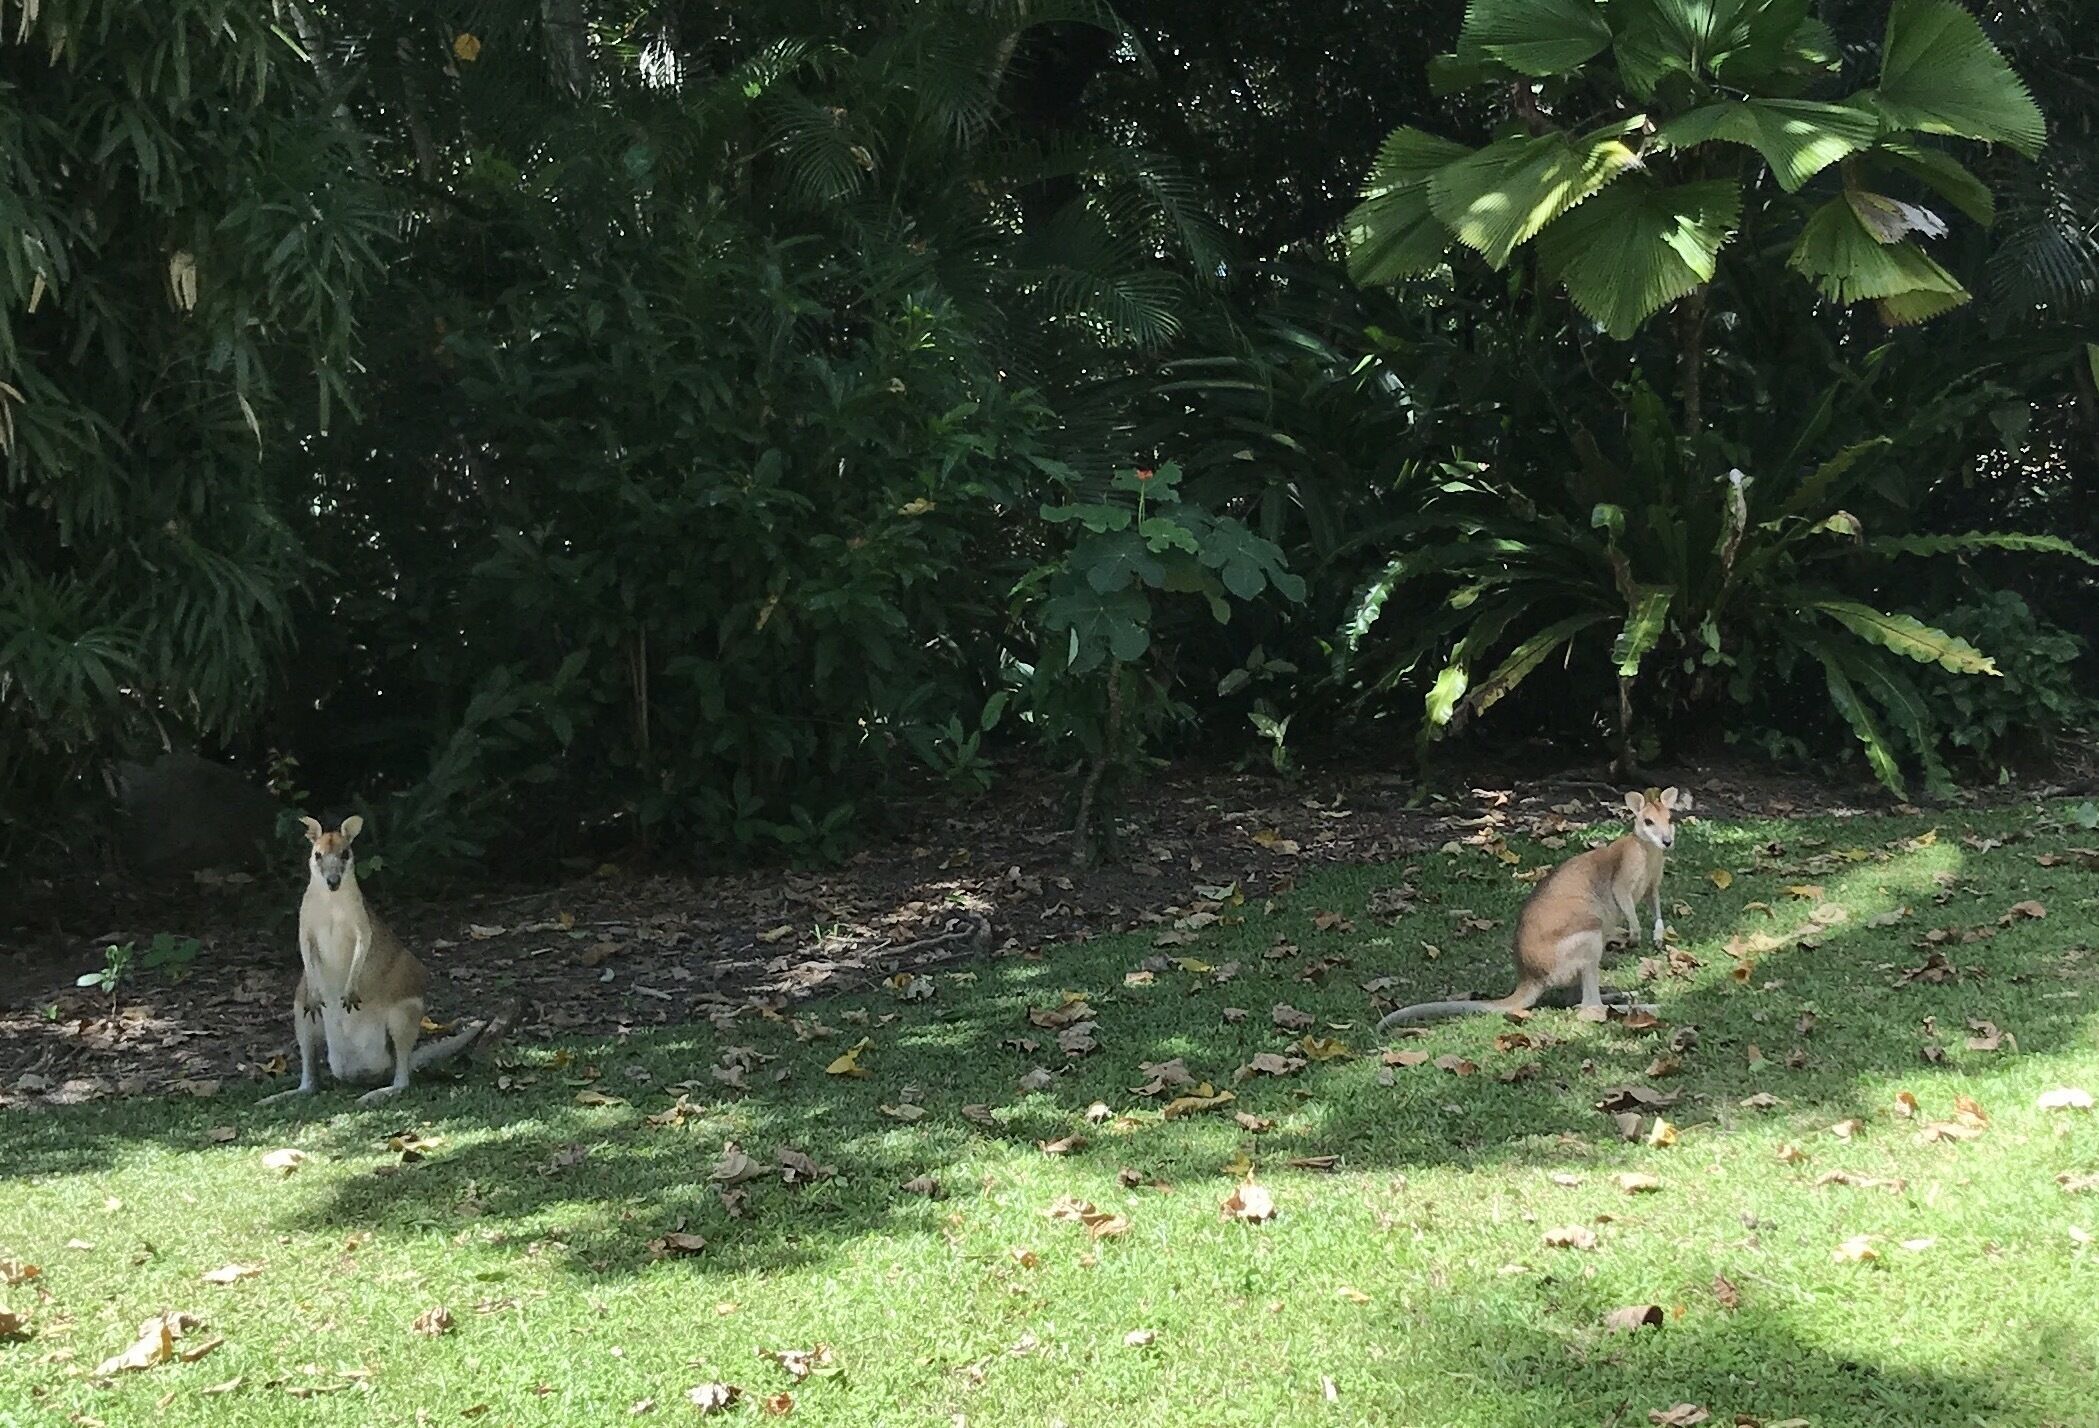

9,811,2094,1307
1401,1299,2030,1427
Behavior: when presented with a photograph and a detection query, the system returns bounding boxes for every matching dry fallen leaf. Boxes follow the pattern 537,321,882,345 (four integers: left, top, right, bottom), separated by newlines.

1708,869,1733,889
761,1345,838,1382
878,1103,927,1123
1648,1405,1710,1427
1615,1172,1663,1195
1435,1054,1480,1077
1381,1048,1431,1068
648,1231,707,1258
1221,1182,1276,1223
94,1312,216,1377
2001,899,2047,923
1833,1235,1879,1263
710,1148,767,1185
1234,1111,1275,1133
1334,1285,1372,1304
1775,1142,1808,1164
1893,1090,1919,1119
1161,1087,1236,1120
412,1306,454,1336
1271,1004,1316,1032
2039,1087,2095,1112
200,1263,263,1285
1541,1225,1597,1250
825,1038,873,1078
1914,1121,1983,1144
260,1148,307,1176
1604,1304,1664,1334
901,1174,943,1198
1829,1118,1863,1140
761,1392,795,1417
0,1261,40,1287
1814,1170,1908,1193
0,1308,28,1340
1123,1328,1156,1348
687,1383,742,1414
777,1147,836,1185
1037,1135,1087,1156
1711,1274,1740,1311
1017,1068,1056,1093
1645,1118,1679,1148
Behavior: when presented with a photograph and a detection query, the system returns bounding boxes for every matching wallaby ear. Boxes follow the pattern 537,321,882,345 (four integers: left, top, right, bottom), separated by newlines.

1663,786,1690,812
339,814,365,842
298,816,324,843
1623,790,1647,815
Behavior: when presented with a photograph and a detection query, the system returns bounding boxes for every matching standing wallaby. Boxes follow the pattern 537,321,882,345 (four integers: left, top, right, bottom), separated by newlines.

1377,787,1691,1031
259,816,513,1107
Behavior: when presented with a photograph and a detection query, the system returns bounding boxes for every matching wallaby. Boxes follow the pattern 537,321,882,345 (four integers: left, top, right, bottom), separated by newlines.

259,816,513,1107
1377,787,1691,1031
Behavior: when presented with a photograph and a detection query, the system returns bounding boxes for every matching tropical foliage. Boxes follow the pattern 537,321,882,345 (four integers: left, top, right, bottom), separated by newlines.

1346,0,2044,338
1,1,2094,869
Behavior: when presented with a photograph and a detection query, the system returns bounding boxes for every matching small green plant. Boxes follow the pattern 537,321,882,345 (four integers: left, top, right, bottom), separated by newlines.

1931,591,2090,766
76,933,203,1000
1025,462,1305,861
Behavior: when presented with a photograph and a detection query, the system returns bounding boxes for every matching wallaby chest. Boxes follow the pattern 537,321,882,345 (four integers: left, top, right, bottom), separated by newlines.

300,888,368,988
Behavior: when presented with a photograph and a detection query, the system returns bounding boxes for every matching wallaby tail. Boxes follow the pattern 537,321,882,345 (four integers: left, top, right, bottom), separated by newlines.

1375,981,1542,1035
411,996,523,1072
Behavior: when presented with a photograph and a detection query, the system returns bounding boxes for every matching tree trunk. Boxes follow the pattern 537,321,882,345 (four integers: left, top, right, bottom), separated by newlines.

1679,287,1709,438
1070,664,1124,868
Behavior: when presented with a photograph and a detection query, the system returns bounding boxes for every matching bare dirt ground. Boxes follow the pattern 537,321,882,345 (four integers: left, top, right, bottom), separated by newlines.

0,758,2055,1108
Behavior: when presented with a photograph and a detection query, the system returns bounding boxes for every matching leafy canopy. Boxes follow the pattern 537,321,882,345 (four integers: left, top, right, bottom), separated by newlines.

1345,0,2047,336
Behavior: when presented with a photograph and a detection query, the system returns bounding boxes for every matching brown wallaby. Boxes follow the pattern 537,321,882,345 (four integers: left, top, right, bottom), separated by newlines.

259,816,514,1107
1377,787,1690,1031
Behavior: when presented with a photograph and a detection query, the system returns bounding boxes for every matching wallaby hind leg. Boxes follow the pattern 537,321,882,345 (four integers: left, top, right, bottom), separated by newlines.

259,980,323,1106
355,1000,422,1106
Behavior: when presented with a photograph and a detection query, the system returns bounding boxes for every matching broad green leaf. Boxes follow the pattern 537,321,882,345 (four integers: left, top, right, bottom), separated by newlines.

1808,599,1998,674
1779,438,1891,517
1428,119,1643,270
1859,531,2099,566
1138,517,1201,554
1787,195,1968,310
1846,190,1946,243
1339,542,1515,652
1612,586,1675,677
1464,612,1611,718
1869,0,2045,159
1538,177,1741,338
1612,0,1746,94
1198,520,1305,602
1871,140,1994,226
1077,532,1165,594
1345,128,1470,284
1843,647,1954,797
1809,641,1907,797
1653,100,1881,191
1041,586,1151,674
1459,0,1612,76
1423,661,1472,729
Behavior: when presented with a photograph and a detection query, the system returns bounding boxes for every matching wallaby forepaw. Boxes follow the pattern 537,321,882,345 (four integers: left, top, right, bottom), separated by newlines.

341,992,363,1013
1651,919,1665,944
356,1083,406,1106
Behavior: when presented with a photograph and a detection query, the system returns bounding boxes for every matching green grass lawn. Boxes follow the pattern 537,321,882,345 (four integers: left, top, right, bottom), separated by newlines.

7,803,2099,1427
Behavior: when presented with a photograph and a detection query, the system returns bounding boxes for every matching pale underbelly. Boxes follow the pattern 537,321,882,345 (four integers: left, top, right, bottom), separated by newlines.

322,1005,394,1083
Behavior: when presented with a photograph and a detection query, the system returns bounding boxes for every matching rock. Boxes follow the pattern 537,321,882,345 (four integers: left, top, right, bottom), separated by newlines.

116,753,280,875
